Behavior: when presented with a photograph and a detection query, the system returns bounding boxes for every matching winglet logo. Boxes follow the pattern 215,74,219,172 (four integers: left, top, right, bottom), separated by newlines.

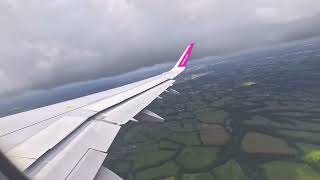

178,42,195,67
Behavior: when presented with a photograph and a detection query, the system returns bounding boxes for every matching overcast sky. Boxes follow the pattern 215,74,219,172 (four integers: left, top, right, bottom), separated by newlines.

1,0,320,96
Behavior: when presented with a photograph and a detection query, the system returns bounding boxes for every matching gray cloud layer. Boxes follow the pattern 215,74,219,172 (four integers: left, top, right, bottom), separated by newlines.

1,0,320,96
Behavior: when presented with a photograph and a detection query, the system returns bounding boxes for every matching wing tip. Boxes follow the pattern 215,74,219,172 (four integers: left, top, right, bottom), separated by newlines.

177,42,195,67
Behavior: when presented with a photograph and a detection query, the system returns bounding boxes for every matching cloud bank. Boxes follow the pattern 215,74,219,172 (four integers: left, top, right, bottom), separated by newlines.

1,0,320,96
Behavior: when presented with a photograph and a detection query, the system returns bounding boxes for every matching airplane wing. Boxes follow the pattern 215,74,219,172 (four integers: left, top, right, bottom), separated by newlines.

0,43,195,180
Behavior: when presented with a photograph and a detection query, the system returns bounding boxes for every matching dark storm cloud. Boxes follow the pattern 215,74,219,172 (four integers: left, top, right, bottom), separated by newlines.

1,0,320,96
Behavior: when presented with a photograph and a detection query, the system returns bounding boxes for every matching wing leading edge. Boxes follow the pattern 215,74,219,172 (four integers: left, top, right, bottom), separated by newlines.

0,42,195,180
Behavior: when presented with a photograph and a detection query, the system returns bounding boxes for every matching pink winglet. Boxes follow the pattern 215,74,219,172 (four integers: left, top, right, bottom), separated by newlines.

178,42,195,67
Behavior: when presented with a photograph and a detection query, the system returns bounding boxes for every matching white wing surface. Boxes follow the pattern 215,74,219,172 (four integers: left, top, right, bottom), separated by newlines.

0,43,195,180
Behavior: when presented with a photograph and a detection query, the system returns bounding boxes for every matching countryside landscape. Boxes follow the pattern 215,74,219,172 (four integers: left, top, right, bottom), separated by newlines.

105,39,320,180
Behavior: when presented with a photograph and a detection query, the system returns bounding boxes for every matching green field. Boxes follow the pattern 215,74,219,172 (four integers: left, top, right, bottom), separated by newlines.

262,161,320,180
176,147,220,170
212,160,247,180
241,132,296,155
196,110,228,124
242,115,289,128
182,172,214,180
276,130,320,143
159,140,183,150
296,143,320,166
133,150,176,170
135,161,179,180
168,132,201,146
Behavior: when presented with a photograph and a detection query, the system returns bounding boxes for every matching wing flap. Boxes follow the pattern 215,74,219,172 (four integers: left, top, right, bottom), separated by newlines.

66,149,107,180
30,121,120,179
6,157,35,172
94,167,123,180
6,116,88,171
0,109,96,153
